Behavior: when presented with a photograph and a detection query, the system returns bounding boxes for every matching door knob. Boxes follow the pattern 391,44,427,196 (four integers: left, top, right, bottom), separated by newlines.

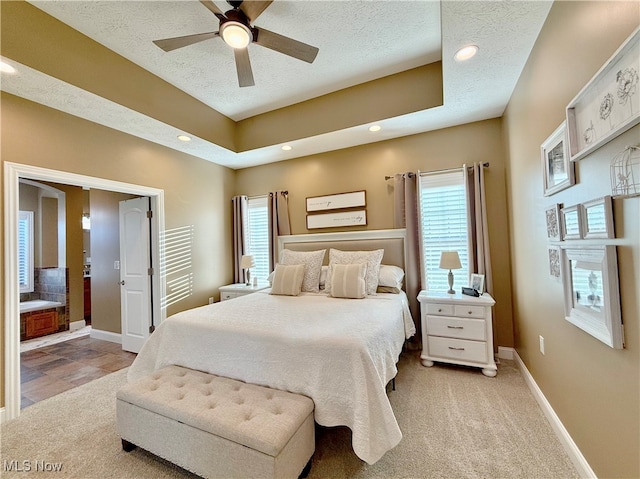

120,280,125,285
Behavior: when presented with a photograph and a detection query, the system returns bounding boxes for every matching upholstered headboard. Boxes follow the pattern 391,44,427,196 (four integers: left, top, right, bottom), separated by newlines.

277,229,407,270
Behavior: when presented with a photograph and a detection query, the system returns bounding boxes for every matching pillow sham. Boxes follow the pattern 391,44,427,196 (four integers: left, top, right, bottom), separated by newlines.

269,264,305,296
378,264,405,288
326,248,384,296
279,249,326,293
329,263,367,299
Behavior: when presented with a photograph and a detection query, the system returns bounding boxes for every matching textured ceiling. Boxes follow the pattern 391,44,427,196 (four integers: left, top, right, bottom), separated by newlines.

1,1,553,168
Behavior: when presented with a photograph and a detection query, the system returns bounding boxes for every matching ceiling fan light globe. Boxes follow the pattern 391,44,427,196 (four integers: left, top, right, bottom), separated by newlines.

221,22,252,49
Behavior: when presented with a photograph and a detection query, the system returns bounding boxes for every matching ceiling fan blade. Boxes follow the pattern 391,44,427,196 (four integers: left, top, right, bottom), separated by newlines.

199,0,226,20
239,1,273,22
234,48,255,87
153,32,219,52
254,27,319,63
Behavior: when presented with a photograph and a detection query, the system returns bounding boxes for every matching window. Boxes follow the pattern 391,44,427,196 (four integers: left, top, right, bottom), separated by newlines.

246,196,269,282
18,210,34,293
418,170,469,292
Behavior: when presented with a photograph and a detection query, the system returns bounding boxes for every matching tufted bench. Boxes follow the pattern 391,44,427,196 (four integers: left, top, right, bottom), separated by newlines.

116,365,315,479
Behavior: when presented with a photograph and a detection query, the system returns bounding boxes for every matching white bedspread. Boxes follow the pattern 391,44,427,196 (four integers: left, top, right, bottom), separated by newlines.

128,290,415,464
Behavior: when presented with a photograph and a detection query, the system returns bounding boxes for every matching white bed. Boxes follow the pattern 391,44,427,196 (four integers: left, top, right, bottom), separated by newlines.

128,229,416,464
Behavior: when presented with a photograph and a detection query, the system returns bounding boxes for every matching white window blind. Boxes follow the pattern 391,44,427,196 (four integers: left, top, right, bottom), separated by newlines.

18,210,34,293
246,196,269,282
418,170,469,292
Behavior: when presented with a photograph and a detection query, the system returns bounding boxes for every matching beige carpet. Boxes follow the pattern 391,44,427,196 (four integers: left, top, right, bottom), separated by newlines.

1,352,580,478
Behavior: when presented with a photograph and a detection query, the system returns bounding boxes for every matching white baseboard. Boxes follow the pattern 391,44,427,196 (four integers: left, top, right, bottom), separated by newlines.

69,320,86,332
513,351,596,479
90,328,122,344
498,346,514,360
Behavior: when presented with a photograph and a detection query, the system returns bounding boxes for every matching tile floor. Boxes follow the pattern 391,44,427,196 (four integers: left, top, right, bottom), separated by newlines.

20,336,136,409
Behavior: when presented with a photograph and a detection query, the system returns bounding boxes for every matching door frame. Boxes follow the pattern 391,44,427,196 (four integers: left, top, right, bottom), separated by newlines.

3,161,166,422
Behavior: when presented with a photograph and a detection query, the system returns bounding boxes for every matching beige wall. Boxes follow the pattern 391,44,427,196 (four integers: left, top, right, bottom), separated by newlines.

236,118,515,349
1,92,236,407
503,2,639,477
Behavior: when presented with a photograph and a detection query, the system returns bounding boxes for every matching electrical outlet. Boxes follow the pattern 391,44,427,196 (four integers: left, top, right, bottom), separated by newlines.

208,297,214,305
114,260,120,270
539,335,545,355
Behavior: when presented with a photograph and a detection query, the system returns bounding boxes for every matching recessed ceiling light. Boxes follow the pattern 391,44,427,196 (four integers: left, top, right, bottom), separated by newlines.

0,61,16,74
177,135,191,142
281,145,292,151
454,45,479,62
369,125,382,132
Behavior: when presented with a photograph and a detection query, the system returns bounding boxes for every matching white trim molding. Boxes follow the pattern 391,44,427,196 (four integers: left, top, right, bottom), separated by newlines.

89,329,122,344
513,350,597,479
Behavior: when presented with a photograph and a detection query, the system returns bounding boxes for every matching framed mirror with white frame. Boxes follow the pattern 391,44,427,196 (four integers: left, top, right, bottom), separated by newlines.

581,196,614,239
561,245,623,349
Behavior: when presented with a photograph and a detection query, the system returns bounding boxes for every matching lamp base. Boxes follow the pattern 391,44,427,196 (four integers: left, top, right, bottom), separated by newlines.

447,270,455,295
245,269,251,287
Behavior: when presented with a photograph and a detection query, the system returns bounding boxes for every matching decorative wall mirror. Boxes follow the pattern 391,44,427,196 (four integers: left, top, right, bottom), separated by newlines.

561,205,583,240
561,246,623,349
581,196,614,239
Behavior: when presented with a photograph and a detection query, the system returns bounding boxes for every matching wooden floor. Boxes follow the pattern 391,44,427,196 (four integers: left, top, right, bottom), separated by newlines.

20,336,136,409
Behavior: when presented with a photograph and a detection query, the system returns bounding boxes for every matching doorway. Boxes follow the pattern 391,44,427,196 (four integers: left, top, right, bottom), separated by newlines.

4,162,166,422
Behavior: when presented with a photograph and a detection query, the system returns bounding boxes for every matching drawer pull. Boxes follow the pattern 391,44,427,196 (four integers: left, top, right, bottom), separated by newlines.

447,325,464,329
467,311,473,315
438,308,443,312
448,347,465,351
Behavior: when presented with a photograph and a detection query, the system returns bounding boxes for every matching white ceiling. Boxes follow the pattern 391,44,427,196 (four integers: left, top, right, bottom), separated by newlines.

1,0,553,169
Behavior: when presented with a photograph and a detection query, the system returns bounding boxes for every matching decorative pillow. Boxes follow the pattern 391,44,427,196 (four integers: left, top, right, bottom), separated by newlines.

269,264,305,296
319,265,329,290
378,264,405,289
279,249,326,293
326,248,384,295
329,263,367,299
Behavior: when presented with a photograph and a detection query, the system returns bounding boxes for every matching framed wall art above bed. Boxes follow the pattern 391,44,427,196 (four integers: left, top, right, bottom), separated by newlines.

305,190,366,212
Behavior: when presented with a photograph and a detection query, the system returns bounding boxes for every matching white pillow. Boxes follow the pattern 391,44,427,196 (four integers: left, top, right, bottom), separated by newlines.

269,264,305,296
378,264,405,288
326,248,384,295
329,263,367,299
279,249,326,293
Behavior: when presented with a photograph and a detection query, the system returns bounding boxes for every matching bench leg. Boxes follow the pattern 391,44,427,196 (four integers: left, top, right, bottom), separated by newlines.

298,458,312,479
121,439,137,452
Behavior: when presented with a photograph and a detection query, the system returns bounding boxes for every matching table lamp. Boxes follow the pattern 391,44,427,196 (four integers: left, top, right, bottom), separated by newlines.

240,255,255,286
439,251,462,294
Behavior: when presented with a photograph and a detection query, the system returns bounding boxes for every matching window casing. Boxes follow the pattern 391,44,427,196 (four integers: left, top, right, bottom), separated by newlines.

246,196,269,282
18,210,34,293
418,170,469,292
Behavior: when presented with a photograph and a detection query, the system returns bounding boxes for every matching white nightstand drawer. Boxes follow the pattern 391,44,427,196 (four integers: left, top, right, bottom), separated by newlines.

427,336,487,363
454,304,485,319
426,303,455,316
220,292,240,301
426,315,486,341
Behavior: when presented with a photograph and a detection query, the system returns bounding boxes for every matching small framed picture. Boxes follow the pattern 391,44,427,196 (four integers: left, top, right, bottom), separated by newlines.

581,196,614,239
545,204,562,241
561,204,584,240
470,273,485,293
548,246,561,281
541,121,576,196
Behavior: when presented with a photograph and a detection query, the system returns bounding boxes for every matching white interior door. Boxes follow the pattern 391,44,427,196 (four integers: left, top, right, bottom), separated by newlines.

119,197,151,353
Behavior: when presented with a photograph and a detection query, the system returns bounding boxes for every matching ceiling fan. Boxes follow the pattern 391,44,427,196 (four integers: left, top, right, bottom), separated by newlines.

153,0,319,87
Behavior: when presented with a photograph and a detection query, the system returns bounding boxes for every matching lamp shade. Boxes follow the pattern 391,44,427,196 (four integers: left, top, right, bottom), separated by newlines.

240,255,255,269
439,251,462,270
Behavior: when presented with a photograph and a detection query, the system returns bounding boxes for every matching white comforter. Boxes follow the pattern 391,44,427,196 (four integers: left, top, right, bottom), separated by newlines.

128,290,415,464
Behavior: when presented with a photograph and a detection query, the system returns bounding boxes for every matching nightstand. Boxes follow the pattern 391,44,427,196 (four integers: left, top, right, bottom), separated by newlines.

417,290,497,377
219,282,269,301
